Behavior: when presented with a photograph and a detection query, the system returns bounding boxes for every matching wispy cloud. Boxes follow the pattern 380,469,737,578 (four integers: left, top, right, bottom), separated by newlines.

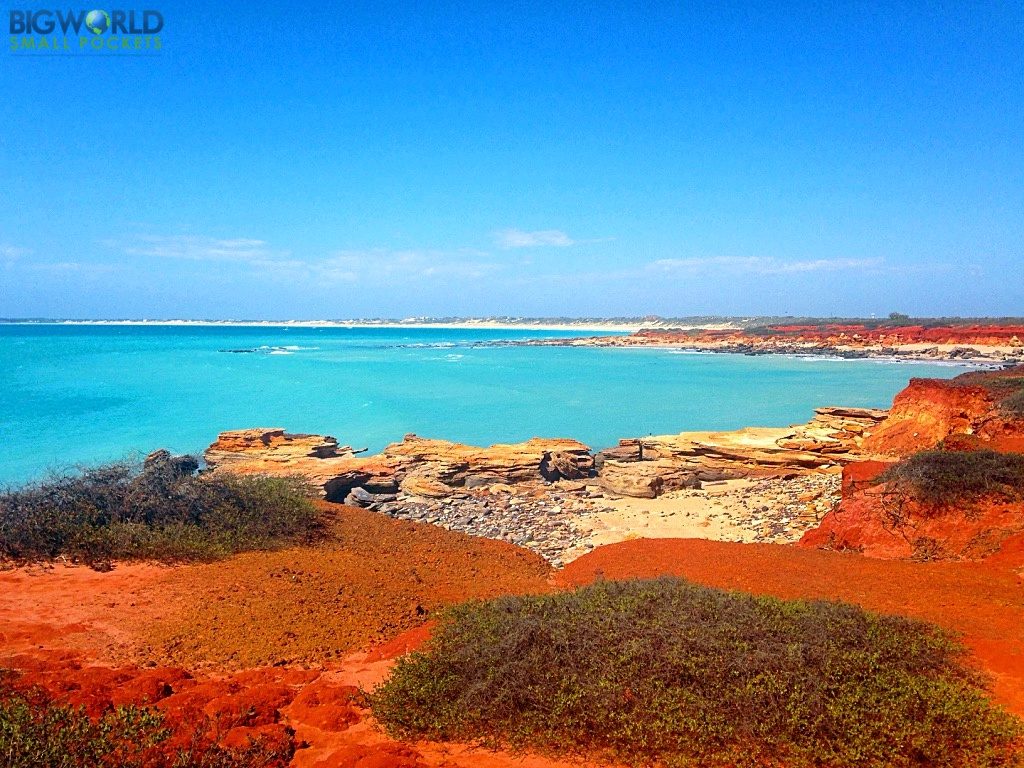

27,261,121,275
114,234,278,261
106,233,501,286
495,228,576,249
325,249,499,281
0,244,30,262
649,256,883,275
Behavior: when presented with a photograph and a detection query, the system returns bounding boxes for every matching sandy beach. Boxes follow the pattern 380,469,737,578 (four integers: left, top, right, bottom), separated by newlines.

563,473,841,562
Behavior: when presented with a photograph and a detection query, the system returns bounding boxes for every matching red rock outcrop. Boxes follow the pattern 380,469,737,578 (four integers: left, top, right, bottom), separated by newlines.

863,367,1024,457
530,325,1024,363
631,324,1024,351
802,369,1024,562
800,459,1024,563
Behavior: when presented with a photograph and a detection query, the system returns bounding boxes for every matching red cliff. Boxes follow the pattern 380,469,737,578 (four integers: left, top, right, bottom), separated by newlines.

863,368,1024,456
802,367,1024,563
799,459,1024,562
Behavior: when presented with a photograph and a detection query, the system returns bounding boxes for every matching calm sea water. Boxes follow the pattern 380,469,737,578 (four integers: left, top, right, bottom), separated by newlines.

0,324,970,486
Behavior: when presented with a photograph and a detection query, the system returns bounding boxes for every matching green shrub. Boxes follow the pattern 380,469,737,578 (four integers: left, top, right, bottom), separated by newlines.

0,453,323,569
0,672,295,768
876,449,1024,508
372,578,1022,768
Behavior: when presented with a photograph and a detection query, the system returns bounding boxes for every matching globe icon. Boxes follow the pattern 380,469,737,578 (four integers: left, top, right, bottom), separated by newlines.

85,9,110,34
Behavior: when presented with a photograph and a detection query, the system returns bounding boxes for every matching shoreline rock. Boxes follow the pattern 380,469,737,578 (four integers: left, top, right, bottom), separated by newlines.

203,366,1024,565
202,408,883,563
495,324,1024,365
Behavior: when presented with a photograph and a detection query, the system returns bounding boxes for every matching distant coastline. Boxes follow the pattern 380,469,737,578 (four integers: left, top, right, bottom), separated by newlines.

3,317,1023,365
4,315,1023,331
507,325,1024,366
0,318,716,333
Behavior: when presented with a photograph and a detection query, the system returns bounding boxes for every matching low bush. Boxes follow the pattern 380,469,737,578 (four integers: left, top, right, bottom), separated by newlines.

0,671,294,767
372,577,1022,768
876,449,1024,507
0,453,323,569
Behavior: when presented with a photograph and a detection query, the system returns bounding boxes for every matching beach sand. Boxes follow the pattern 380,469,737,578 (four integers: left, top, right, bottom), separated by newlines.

561,474,841,562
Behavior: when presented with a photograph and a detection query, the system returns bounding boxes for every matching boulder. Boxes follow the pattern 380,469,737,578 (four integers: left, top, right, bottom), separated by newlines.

381,435,594,485
400,475,452,499
344,487,374,506
598,459,701,498
205,428,352,467
540,449,593,480
144,449,199,477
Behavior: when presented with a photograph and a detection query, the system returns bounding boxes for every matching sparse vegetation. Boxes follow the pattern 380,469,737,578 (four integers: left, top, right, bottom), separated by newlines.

990,377,1024,417
0,670,294,768
0,452,323,570
876,449,1024,508
955,370,1024,417
372,577,1022,768
1004,388,1024,416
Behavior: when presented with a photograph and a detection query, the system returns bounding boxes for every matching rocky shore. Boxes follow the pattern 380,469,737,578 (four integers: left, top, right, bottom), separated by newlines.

202,365,1024,568
493,323,1024,365
324,473,841,566
202,405,877,565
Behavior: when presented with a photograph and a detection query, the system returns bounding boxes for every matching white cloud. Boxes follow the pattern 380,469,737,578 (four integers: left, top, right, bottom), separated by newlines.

105,233,502,287
115,234,277,261
0,244,30,262
326,249,499,281
649,256,883,275
495,228,576,248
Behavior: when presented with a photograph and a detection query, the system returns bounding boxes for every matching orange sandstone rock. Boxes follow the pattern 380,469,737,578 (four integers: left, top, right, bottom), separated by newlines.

863,367,1024,456
205,430,594,498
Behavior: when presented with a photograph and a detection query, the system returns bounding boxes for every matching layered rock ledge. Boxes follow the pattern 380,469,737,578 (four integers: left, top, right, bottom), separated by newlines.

595,406,886,498
202,406,888,564
204,429,594,502
205,406,883,505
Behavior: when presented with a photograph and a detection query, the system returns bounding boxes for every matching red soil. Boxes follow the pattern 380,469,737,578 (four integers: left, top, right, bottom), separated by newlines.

0,505,588,768
3,501,1023,764
136,502,555,669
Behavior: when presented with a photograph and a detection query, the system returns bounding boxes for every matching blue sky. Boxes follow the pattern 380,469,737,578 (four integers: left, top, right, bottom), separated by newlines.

1,1,1022,319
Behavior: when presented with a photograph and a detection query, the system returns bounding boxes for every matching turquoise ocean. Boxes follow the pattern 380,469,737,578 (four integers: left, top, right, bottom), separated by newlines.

0,324,971,486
